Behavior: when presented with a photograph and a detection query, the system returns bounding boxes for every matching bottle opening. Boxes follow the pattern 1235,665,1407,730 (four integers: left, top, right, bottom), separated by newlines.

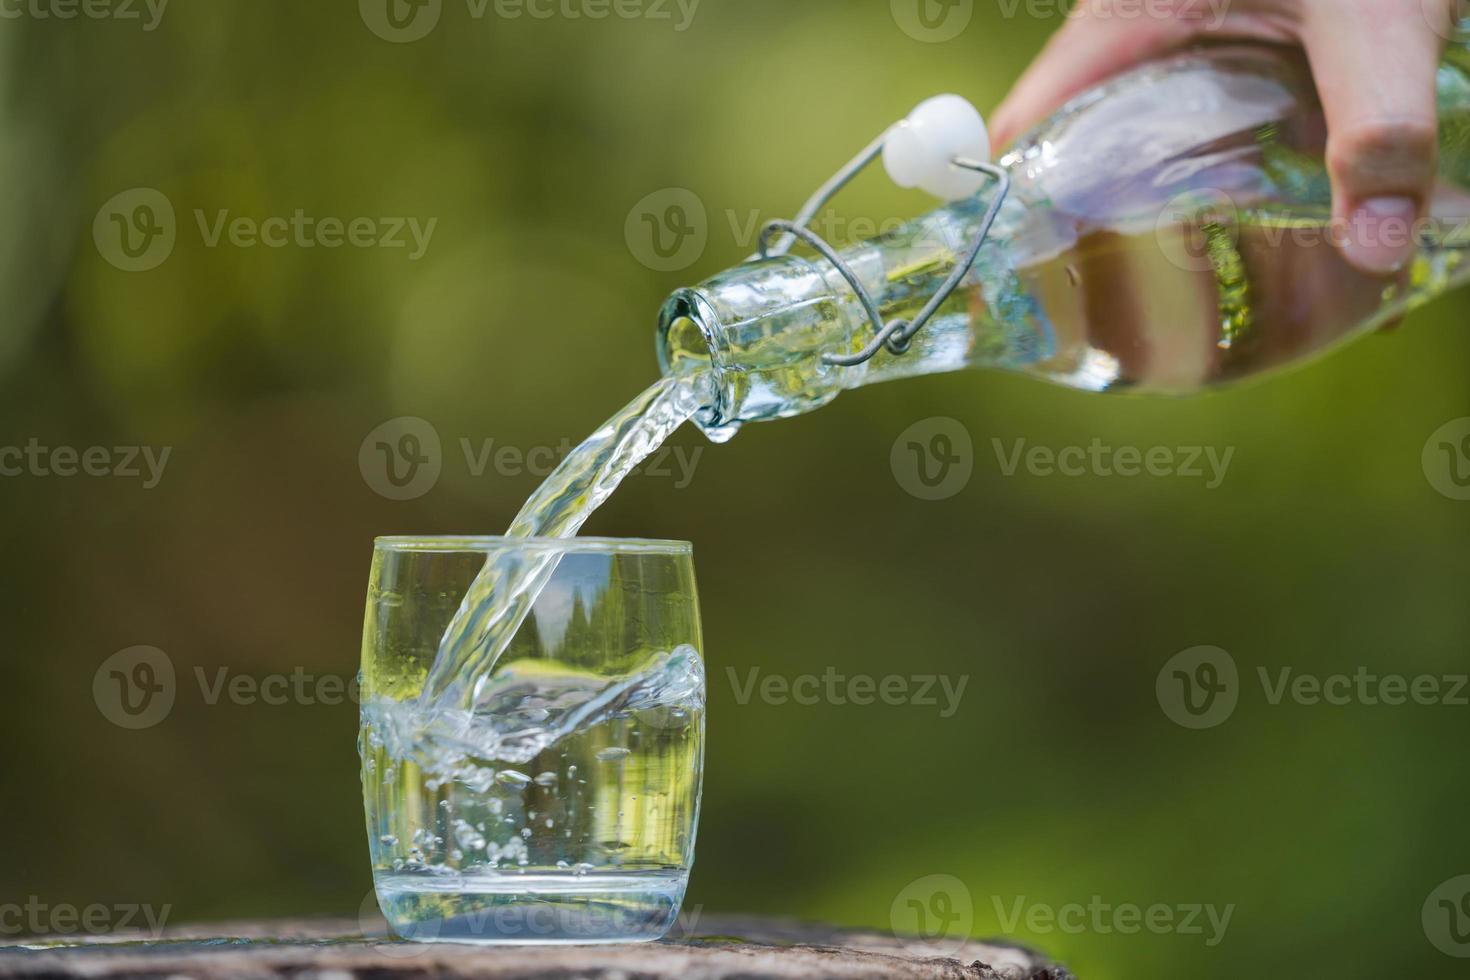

657,291,714,371
656,289,737,440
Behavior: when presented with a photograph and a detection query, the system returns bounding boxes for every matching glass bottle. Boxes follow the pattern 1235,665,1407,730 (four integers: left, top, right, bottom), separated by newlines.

657,43,1470,442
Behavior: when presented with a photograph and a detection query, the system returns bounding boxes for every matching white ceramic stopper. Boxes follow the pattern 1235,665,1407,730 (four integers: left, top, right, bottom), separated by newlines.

882,94,991,201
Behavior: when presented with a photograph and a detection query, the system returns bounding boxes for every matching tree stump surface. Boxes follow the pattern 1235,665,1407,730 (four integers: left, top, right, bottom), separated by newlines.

0,915,1074,979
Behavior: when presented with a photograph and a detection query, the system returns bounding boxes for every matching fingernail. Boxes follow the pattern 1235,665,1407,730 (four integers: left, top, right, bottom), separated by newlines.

1343,196,1419,275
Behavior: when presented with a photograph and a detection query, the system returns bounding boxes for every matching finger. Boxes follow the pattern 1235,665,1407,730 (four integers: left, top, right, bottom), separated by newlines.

990,7,1192,150
1301,0,1446,274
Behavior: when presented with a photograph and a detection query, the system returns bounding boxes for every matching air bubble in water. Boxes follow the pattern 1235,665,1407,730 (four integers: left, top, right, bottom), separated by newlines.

451,818,486,852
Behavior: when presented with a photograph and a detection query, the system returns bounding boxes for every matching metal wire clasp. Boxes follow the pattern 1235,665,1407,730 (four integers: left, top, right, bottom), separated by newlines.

753,130,1010,368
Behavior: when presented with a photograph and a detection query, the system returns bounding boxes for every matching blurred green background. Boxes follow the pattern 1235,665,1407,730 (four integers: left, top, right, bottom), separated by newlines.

3,1,1469,977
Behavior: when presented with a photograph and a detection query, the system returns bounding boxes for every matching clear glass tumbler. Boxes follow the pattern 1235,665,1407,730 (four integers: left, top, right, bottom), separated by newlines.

359,536,705,944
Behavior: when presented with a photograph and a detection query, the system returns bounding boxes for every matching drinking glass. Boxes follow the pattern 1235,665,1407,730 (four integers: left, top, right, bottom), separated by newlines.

359,536,705,944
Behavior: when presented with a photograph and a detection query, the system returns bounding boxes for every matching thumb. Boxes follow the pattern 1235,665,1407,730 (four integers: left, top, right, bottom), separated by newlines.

1302,0,1445,274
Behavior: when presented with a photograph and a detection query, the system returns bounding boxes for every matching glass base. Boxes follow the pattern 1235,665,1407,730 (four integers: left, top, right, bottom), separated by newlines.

374,870,688,945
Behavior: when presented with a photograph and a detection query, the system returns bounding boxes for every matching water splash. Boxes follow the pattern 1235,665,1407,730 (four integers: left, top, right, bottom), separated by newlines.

419,371,711,713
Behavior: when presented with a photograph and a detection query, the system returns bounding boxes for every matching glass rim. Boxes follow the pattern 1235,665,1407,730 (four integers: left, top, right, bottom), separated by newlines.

374,535,693,556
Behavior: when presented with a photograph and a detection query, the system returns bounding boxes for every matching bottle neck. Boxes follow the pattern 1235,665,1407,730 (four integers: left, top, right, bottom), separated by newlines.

656,184,1041,441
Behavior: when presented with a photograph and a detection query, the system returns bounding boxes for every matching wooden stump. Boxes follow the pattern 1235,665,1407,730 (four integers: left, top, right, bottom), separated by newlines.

0,916,1074,979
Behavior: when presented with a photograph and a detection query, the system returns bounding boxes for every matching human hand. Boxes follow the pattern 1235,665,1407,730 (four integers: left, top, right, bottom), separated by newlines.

991,0,1455,274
